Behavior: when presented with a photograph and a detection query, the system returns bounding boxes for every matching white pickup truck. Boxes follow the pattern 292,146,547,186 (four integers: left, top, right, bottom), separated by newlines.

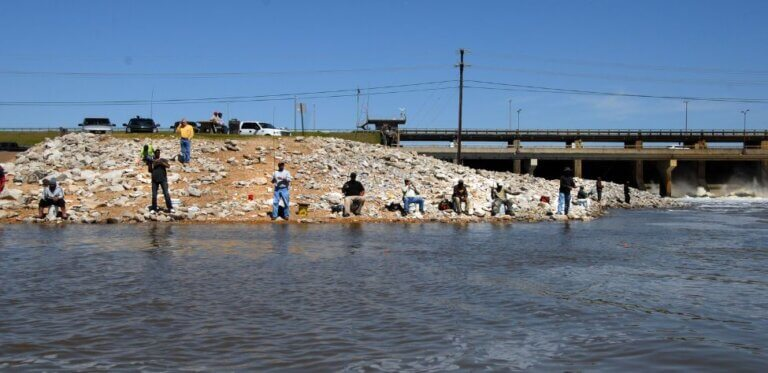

228,120,290,136
79,118,115,134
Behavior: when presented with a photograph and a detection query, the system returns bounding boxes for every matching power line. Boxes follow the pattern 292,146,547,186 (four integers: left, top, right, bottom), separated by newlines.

473,65,768,87
0,81,457,106
0,65,451,78
477,52,768,76
465,80,768,104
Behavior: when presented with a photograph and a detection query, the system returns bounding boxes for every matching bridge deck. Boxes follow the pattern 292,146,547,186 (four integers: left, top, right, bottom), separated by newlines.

409,146,768,161
400,129,768,143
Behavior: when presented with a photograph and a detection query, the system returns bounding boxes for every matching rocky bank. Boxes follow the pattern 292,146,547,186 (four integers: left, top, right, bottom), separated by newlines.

0,133,673,224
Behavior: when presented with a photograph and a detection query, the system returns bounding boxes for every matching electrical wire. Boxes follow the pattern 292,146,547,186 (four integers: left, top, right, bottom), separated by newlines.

0,65,451,78
465,80,768,104
0,81,457,106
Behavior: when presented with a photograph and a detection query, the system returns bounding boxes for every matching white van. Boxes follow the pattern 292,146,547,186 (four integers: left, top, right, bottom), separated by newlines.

229,120,290,136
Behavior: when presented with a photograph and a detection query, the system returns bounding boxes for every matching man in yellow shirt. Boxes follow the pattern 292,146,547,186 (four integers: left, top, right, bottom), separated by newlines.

175,119,195,163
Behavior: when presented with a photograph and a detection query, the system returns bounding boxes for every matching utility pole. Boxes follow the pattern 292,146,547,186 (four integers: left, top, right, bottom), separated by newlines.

517,108,522,132
293,96,297,132
300,102,306,135
741,109,750,147
684,100,689,131
508,99,512,130
356,87,360,127
150,88,155,118
455,48,467,164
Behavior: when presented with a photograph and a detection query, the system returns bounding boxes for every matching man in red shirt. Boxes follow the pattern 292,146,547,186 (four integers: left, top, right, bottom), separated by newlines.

0,166,6,193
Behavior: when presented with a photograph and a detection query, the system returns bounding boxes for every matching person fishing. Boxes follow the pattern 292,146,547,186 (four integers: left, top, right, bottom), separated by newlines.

556,167,576,215
271,162,292,220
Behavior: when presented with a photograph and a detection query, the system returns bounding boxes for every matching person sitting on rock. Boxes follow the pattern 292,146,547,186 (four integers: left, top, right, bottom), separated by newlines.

402,179,425,215
491,183,514,216
575,186,591,209
452,180,472,215
38,178,68,219
341,172,365,217
150,149,174,213
272,162,292,220
0,166,5,193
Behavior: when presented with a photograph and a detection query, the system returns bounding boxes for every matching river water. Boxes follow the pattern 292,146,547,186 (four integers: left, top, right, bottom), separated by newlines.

1,200,767,371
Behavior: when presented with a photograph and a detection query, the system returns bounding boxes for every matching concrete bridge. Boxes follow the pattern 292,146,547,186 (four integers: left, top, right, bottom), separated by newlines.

399,129,768,197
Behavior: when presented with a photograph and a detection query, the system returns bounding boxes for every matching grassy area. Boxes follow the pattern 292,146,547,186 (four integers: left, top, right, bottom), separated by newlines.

0,131,60,147
0,130,382,147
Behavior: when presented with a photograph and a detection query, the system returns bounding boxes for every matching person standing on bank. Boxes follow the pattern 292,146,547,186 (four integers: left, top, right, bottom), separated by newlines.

557,167,577,215
596,177,604,202
272,162,292,220
341,172,366,217
175,118,194,163
624,181,631,204
150,149,174,213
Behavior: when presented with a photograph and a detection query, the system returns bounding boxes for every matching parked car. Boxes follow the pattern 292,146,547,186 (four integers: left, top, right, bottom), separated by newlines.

123,116,160,133
228,119,290,136
171,121,201,133
79,118,115,134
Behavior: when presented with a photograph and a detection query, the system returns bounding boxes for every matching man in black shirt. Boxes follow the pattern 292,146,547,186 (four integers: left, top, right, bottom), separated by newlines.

557,167,576,215
150,149,174,213
341,172,365,217
624,181,631,204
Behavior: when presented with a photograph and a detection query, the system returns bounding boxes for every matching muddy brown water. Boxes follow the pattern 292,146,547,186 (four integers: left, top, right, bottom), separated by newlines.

1,200,767,371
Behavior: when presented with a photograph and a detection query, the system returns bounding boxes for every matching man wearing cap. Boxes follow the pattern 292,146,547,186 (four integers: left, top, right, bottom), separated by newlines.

175,118,194,163
150,149,174,213
38,177,68,219
341,172,365,217
557,167,577,215
271,162,292,220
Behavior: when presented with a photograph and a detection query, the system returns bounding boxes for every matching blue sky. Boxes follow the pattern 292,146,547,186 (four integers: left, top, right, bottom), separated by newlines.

0,0,766,130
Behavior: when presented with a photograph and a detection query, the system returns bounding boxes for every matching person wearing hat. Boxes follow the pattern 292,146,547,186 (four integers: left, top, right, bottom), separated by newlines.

0,166,6,193
341,172,366,217
150,149,174,213
401,178,424,215
452,179,472,215
271,162,292,220
38,177,68,219
557,167,577,215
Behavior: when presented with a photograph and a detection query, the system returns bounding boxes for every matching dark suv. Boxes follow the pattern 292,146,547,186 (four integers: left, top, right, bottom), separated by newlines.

123,117,159,133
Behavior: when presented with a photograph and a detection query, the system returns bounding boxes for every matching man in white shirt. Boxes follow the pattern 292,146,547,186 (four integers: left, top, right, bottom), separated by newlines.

38,178,68,219
402,179,425,215
271,162,292,220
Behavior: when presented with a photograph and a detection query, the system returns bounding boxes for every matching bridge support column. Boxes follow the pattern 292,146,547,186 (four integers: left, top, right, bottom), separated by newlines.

573,159,583,178
761,141,768,185
513,159,522,174
507,139,521,149
634,160,645,190
625,140,643,149
656,160,677,197
528,159,538,176
697,161,707,190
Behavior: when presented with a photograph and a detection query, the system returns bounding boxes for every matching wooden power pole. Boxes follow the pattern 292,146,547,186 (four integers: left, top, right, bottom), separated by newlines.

456,49,467,164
